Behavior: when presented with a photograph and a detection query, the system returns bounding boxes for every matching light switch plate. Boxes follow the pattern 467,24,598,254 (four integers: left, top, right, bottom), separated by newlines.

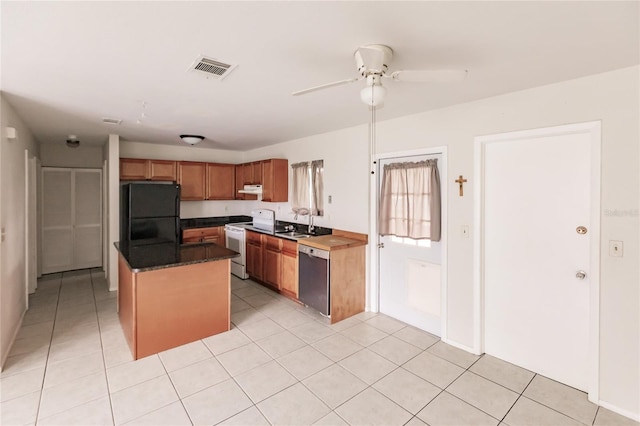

609,240,623,257
461,225,470,239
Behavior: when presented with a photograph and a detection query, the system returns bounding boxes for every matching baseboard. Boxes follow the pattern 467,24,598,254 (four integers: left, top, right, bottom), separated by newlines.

0,309,26,372
597,399,640,422
441,336,481,356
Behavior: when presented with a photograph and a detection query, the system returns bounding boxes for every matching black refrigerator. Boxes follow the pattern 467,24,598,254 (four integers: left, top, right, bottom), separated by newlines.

120,182,181,245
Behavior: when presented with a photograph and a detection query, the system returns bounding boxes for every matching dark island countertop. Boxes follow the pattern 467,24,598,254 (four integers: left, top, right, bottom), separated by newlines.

115,241,239,273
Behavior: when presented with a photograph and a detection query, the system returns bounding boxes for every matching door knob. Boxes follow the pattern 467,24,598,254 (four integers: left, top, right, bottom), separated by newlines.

576,270,587,280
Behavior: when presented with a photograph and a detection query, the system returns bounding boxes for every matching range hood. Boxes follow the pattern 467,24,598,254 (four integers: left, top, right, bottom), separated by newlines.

238,184,263,194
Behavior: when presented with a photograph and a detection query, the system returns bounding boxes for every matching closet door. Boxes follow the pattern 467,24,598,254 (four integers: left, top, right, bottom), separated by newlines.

73,170,102,269
41,168,102,274
42,169,74,273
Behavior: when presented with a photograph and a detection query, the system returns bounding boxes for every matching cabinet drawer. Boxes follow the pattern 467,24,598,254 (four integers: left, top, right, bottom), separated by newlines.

246,231,262,245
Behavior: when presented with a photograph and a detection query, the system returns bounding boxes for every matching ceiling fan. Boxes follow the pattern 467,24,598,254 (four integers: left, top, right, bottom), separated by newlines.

292,44,468,107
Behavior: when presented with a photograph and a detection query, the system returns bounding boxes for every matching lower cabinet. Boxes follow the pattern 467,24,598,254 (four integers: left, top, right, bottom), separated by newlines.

280,239,298,298
246,231,264,281
263,236,282,290
182,226,225,244
246,231,296,295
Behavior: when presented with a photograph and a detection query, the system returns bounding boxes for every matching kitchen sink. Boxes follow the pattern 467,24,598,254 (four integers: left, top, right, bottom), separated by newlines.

276,231,312,239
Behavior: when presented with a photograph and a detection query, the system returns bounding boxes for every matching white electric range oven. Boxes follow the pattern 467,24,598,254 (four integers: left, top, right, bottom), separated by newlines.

224,209,275,279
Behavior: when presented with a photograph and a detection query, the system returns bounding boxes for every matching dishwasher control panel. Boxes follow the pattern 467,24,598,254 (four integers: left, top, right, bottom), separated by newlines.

298,244,330,260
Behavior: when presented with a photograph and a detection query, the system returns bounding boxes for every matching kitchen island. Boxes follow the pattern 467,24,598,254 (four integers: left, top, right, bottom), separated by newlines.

116,241,238,360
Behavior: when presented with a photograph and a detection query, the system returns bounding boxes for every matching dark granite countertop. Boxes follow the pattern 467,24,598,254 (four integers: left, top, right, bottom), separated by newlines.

180,215,252,229
115,241,239,273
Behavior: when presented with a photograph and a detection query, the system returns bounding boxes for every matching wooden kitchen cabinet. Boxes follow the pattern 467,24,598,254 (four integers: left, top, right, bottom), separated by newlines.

120,158,148,180
178,161,206,200
263,236,282,290
206,163,235,200
246,231,264,281
149,160,177,181
234,164,245,200
280,239,298,298
120,158,177,181
261,159,288,202
182,226,225,244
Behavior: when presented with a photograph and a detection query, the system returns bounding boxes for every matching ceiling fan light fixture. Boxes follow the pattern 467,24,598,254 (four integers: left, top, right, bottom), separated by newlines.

180,134,205,145
360,84,387,107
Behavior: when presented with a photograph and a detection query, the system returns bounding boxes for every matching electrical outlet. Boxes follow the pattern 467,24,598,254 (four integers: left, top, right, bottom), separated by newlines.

224,205,229,212
461,225,470,239
609,240,623,257
328,195,332,204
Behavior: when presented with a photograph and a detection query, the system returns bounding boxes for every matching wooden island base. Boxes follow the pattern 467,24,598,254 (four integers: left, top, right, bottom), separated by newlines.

118,255,230,360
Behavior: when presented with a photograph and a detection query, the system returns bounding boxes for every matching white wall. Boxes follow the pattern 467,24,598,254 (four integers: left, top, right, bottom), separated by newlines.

40,144,103,168
246,66,639,418
245,124,370,232
0,95,40,369
104,135,119,291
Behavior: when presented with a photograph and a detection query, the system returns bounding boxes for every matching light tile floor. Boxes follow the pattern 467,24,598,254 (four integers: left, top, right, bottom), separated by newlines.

1,269,638,426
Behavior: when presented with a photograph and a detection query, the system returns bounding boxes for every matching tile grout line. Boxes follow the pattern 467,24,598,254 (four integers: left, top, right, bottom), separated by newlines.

33,272,63,425
91,269,118,426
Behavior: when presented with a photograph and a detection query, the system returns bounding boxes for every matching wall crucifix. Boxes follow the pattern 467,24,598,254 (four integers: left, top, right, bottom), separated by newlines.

455,175,468,196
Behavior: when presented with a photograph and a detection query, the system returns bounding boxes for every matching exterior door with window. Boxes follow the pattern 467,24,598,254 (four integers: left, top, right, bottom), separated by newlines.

378,154,443,335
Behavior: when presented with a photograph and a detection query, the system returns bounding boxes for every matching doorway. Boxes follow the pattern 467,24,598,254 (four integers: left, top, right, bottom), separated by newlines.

376,149,447,337
475,122,600,397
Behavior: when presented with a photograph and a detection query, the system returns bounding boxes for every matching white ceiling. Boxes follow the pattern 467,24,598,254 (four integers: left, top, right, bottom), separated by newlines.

2,1,638,151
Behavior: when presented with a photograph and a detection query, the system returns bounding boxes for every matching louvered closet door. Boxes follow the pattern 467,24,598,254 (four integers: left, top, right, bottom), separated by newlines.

42,168,102,274
73,170,102,269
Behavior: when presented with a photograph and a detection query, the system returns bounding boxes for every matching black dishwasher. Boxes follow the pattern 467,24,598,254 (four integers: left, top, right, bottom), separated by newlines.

298,245,330,316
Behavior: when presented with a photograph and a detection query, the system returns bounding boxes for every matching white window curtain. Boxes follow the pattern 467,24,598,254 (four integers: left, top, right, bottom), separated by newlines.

379,159,441,241
291,160,324,216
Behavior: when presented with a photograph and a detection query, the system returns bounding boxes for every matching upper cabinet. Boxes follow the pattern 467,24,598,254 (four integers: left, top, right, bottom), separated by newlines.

121,156,287,202
149,160,177,181
206,163,235,200
261,159,288,202
120,158,177,181
178,161,206,200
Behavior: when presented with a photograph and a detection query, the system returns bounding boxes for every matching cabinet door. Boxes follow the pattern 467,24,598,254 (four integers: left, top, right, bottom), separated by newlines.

264,248,281,289
281,240,298,298
235,164,245,200
261,159,289,203
263,236,281,288
120,158,149,180
178,162,206,200
251,161,263,184
149,160,177,181
242,163,258,200
206,163,235,200
246,242,263,280
261,160,274,202
246,231,263,279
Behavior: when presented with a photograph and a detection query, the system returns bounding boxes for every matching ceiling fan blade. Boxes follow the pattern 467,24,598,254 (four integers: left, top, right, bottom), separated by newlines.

390,69,468,82
292,78,359,96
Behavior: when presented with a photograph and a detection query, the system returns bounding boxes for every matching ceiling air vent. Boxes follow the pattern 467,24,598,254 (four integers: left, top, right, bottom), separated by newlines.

102,117,122,125
189,55,237,80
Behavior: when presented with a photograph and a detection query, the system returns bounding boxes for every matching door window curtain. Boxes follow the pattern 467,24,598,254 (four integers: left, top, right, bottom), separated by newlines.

291,160,324,216
379,159,441,241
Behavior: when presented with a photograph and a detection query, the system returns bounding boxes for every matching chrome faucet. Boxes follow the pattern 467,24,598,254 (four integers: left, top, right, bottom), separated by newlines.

308,214,315,234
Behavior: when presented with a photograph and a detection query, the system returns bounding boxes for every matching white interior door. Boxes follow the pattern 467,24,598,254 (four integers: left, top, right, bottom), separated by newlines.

378,154,443,335
41,168,102,274
73,170,102,269
42,169,74,273
483,129,593,392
